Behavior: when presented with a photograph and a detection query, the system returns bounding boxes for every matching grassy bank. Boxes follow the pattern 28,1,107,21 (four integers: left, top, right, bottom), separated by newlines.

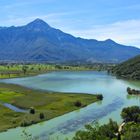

0,83,101,132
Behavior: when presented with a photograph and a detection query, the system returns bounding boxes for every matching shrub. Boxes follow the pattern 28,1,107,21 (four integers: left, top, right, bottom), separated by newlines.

121,106,140,122
39,113,45,119
97,94,103,100
127,87,140,95
29,107,35,114
74,101,82,107
127,87,132,94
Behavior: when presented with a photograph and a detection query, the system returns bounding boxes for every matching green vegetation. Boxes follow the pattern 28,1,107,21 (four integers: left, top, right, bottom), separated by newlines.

121,106,140,122
127,87,140,95
96,94,103,100
74,101,82,107
29,107,35,114
0,63,113,79
39,113,45,119
73,106,140,140
73,119,118,140
122,122,140,140
0,83,101,131
111,55,140,80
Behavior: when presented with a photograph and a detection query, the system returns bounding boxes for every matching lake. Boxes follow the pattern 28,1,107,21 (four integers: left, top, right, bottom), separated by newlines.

0,71,140,140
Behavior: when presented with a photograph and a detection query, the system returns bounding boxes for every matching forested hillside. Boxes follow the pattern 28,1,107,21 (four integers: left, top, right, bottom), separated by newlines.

111,55,140,80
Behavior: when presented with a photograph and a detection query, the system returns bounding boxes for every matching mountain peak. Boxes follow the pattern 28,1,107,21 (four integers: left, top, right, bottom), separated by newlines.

26,18,50,29
105,39,114,42
32,18,46,23
105,39,116,43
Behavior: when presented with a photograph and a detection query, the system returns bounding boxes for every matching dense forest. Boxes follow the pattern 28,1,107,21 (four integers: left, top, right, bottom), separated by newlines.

111,55,140,80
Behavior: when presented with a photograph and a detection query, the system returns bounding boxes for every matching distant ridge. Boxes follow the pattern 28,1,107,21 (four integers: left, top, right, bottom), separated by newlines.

0,18,140,63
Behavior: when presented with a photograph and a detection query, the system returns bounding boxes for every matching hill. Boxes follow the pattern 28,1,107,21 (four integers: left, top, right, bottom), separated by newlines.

0,18,140,63
111,55,140,80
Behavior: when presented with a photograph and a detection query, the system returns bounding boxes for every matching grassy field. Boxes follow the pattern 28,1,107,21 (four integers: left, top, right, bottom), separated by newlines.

0,63,112,79
0,83,101,132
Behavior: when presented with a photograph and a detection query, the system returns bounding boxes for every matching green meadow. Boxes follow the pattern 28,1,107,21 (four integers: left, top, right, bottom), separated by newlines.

0,83,101,132
0,64,111,79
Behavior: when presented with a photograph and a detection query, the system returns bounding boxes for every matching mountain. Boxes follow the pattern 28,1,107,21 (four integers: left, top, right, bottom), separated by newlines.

0,18,140,63
111,55,140,80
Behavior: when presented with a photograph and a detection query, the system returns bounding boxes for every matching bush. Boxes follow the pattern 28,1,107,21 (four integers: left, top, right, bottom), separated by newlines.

74,101,82,107
29,107,35,114
127,87,140,95
39,113,45,119
127,87,132,94
97,94,103,100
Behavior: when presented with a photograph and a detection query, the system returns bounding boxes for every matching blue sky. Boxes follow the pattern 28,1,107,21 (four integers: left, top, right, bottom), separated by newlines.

0,0,140,47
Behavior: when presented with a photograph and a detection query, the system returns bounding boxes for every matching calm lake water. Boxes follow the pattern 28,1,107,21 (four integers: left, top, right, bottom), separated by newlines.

0,71,140,140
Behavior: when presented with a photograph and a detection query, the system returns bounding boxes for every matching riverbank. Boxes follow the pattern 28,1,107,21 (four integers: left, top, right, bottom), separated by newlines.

0,82,101,132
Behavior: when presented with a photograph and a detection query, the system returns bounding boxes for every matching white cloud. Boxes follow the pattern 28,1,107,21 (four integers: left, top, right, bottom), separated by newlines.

0,12,68,26
63,19,140,48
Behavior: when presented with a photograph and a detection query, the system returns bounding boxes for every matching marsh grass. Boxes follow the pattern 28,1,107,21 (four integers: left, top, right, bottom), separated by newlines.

0,83,99,131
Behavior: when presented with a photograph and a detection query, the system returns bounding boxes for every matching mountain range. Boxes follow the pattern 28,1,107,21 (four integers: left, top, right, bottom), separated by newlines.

0,18,140,63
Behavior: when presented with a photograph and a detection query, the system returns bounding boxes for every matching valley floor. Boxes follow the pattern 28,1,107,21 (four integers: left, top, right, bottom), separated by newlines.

0,63,112,79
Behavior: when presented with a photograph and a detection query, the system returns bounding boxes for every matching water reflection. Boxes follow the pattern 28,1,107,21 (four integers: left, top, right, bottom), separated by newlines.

127,94,140,101
33,97,124,140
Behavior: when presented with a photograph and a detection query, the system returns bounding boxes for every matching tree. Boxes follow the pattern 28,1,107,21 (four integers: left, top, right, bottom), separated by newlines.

97,94,103,100
127,87,132,94
22,66,28,74
30,107,35,114
121,106,140,122
73,119,118,140
39,113,45,119
74,101,82,107
73,106,140,140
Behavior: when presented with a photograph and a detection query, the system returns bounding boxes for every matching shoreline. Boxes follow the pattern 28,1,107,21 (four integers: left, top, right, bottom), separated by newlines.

0,63,109,79
0,69,99,80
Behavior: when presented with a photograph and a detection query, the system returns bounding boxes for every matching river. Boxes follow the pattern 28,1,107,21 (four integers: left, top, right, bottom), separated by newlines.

0,71,140,140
